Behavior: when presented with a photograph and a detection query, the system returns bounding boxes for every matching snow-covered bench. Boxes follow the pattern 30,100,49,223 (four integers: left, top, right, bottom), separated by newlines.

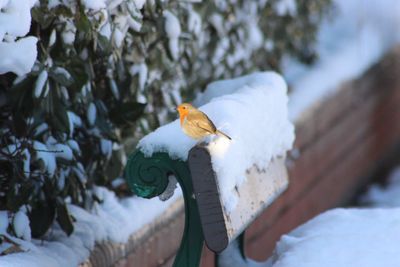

125,72,295,267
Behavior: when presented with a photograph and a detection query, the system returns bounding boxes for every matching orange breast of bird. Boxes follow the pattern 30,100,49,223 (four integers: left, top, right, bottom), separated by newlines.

179,109,189,125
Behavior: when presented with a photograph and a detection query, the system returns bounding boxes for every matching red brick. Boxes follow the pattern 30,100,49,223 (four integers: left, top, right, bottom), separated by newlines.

246,107,400,260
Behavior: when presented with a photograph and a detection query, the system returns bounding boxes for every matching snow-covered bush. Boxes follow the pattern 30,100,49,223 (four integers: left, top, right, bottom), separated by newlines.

0,0,330,241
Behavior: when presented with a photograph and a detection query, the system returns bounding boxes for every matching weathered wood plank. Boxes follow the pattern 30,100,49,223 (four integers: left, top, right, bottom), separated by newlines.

189,145,288,253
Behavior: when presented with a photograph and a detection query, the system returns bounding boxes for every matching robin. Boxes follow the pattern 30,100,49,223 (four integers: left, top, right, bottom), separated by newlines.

176,103,232,140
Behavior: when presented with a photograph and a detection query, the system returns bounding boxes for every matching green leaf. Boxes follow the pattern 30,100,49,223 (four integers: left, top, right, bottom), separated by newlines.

66,58,89,91
10,76,35,115
76,13,91,33
96,115,118,141
29,201,56,238
49,67,74,87
104,152,123,183
49,93,70,134
31,7,54,29
97,34,112,56
53,5,73,18
109,101,146,126
13,113,27,137
6,182,33,212
56,200,74,236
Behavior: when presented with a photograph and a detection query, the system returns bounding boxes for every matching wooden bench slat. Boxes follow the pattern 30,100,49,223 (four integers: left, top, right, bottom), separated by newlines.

188,145,289,253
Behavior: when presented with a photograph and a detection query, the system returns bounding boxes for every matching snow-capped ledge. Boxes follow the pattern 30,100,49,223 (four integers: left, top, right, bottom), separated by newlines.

139,72,295,213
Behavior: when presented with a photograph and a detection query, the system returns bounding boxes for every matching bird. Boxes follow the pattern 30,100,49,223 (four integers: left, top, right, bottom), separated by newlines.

176,103,232,140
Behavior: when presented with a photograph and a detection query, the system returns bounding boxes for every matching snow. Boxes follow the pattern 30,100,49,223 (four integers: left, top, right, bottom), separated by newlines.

67,111,82,137
109,79,120,100
73,163,87,184
139,72,294,212
34,70,48,98
99,21,111,39
127,16,141,32
57,169,68,190
60,86,69,100
31,138,74,176
61,21,76,45
0,0,36,39
49,29,56,47
129,63,148,91
48,0,61,9
187,9,202,36
163,10,181,60
111,177,125,189
100,139,112,160
33,141,57,177
361,167,400,207
43,83,50,97
113,23,125,48
53,67,71,80
51,144,73,161
22,148,31,177
133,0,145,10
13,210,31,241
0,0,38,76
246,21,263,50
0,37,38,76
0,187,182,267
67,139,81,156
269,165,400,267
0,211,8,235
274,0,297,16
218,237,272,267
286,0,400,121
2,144,18,156
270,208,400,267
0,242,12,255
213,37,229,65
87,102,97,126
163,10,181,39
82,0,106,10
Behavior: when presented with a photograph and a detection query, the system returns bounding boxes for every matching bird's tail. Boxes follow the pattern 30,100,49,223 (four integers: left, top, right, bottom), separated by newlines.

216,130,232,140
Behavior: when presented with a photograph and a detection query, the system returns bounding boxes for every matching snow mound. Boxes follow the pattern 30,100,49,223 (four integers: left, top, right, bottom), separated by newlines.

0,37,38,76
13,210,31,241
138,72,294,212
0,0,38,76
163,10,181,60
0,211,9,235
0,187,182,267
361,167,400,207
271,208,400,267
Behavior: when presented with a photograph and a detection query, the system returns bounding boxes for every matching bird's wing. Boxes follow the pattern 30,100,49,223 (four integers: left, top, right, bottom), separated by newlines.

189,112,216,134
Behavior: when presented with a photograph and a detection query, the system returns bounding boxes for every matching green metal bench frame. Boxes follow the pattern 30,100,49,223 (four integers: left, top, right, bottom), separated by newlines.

125,149,250,267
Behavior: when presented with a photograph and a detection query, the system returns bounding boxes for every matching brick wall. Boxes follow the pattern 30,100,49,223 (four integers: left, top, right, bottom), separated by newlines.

88,47,400,267
244,47,400,261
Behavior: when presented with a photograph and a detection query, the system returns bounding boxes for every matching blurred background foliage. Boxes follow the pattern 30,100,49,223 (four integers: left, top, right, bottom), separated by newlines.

0,0,330,240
